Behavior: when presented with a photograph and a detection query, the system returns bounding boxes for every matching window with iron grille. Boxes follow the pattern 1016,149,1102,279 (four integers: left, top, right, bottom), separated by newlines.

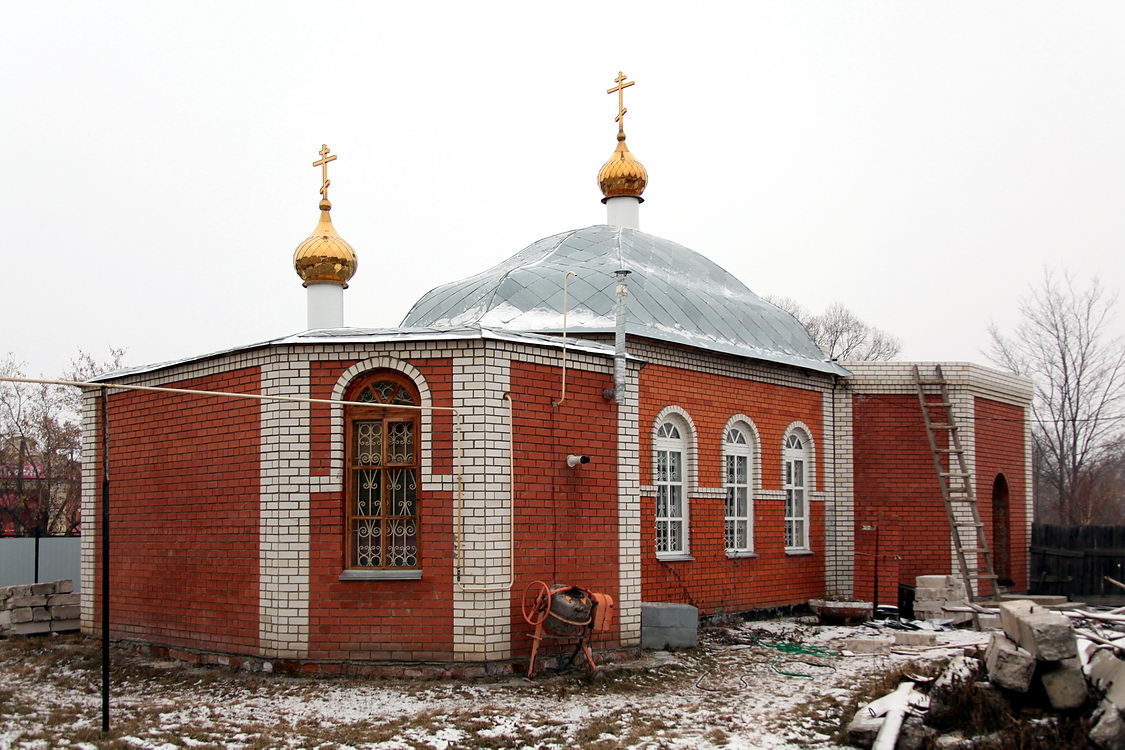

345,372,421,570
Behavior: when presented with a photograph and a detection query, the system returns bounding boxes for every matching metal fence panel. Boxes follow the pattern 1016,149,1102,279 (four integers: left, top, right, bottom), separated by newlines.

0,537,82,591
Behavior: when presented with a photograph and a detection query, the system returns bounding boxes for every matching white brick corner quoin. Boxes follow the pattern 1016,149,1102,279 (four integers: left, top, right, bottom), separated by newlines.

259,359,312,658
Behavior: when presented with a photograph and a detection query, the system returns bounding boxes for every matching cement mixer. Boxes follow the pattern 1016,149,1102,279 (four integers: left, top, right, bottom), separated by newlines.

520,580,614,677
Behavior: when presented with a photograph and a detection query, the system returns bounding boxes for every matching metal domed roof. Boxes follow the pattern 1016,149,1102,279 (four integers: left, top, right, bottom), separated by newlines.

402,225,846,375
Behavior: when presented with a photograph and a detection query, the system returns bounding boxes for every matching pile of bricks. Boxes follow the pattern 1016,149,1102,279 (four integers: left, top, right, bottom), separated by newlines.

912,574,973,624
0,580,80,636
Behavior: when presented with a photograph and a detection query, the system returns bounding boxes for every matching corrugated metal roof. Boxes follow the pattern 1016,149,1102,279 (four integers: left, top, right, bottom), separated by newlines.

403,225,848,376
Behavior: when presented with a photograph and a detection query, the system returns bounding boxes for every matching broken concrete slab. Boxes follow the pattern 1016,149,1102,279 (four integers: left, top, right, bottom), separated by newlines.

894,631,938,647
1000,593,1067,606
984,632,1035,692
1016,611,1076,661
1040,657,1088,710
47,593,80,606
842,636,894,654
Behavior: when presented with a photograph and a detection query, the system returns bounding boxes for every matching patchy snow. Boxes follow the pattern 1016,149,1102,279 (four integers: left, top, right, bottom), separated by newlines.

0,619,982,749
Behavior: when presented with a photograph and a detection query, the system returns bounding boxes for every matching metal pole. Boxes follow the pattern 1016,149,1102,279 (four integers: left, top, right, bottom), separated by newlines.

100,387,110,733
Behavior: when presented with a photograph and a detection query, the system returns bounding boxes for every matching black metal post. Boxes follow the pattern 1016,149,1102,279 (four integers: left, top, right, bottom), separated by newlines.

100,388,110,733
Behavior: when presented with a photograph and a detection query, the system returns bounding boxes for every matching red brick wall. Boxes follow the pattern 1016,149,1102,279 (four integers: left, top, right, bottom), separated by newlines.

307,358,456,660
638,365,825,613
852,393,951,597
974,398,1028,591
92,368,261,652
508,361,620,657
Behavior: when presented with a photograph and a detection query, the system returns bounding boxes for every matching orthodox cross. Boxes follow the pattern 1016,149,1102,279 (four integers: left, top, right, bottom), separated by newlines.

607,72,635,131
312,144,337,202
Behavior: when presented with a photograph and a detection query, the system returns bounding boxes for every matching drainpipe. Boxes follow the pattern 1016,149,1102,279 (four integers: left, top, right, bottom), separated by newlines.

613,269,631,404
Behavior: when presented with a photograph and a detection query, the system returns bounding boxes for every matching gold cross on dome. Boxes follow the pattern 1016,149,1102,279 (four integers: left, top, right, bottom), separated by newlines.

312,144,338,202
606,71,635,131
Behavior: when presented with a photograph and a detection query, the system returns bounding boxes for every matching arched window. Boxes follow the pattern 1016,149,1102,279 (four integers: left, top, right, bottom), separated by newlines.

345,371,421,570
655,416,689,556
783,430,810,551
724,423,754,553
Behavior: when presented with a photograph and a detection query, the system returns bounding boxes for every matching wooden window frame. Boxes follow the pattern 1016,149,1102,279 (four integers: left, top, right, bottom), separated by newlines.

783,432,809,551
344,371,422,571
724,425,754,554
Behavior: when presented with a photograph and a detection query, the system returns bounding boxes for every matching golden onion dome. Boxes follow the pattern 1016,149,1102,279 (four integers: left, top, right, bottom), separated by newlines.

293,200,358,287
597,131,648,201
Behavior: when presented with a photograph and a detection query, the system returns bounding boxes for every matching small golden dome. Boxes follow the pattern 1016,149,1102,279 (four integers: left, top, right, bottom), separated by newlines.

293,201,358,287
597,132,648,202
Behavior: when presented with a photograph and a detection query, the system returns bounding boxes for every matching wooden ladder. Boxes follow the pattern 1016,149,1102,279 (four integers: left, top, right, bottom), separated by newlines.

913,365,1005,620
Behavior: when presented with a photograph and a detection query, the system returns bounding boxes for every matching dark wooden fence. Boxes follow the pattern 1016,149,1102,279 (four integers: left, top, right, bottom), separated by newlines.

1029,524,1125,598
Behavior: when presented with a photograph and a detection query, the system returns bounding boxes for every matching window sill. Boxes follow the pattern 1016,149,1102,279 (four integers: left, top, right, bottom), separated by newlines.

339,569,423,581
656,554,694,562
726,551,758,559
784,549,814,557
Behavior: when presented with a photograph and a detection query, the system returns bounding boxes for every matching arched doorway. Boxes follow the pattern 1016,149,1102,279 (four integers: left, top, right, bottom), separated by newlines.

992,474,1013,587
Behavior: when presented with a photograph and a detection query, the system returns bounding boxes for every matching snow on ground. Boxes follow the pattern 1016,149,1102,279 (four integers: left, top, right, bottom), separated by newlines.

0,618,987,749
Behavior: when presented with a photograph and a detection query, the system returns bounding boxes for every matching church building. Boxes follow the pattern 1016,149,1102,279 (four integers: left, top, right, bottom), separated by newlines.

80,75,1033,672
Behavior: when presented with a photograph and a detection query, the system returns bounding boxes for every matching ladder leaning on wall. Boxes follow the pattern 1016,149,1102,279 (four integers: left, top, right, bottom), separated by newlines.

913,364,1005,618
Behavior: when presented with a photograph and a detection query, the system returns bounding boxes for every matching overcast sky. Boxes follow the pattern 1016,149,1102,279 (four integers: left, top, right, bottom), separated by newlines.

3,2,1123,378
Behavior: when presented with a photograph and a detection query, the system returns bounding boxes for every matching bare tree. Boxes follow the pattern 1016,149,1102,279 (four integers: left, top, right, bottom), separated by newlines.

988,270,1125,525
767,297,902,361
0,348,124,536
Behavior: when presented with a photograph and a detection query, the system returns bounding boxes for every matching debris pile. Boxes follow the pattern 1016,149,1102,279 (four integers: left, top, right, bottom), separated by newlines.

0,580,79,637
845,597,1125,749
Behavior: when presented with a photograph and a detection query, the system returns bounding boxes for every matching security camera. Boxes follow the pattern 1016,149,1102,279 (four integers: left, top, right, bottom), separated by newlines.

566,454,591,468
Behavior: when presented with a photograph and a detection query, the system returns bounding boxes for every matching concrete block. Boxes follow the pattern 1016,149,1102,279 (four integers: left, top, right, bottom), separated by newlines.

10,608,33,624
917,575,954,588
50,619,80,633
845,708,883,747
53,579,73,594
976,614,1001,631
843,636,895,654
1040,658,1087,710
641,624,697,650
1017,612,1076,661
641,602,698,629
31,607,51,622
984,633,1035,692
894,631,938,647
29,583,54,596
10,595,48,608
47,593,80,606
999,599,1038,642
0,610,9,629
49,605,80,620
1090,700,1125,750
11,620,51,635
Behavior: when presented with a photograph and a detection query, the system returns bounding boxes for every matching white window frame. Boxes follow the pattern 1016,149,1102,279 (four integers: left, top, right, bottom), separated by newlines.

783,429,810,552
723,421,754,555
654,415,690,558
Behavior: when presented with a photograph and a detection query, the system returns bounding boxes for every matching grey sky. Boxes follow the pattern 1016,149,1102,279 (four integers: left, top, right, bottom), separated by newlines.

3,1,1122,378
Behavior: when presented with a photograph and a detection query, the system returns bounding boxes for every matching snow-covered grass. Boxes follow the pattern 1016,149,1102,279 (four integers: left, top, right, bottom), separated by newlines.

0,619,982,749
